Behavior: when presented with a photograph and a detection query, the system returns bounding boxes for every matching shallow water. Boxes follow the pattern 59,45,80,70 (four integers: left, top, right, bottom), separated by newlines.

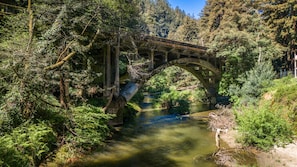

71,109,219,167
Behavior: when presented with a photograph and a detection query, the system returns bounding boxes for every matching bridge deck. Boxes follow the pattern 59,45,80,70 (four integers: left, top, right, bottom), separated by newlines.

142,35,207,52
136,35,207,56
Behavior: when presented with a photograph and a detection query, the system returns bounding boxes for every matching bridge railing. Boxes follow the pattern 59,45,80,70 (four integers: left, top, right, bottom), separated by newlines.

142,35,207,50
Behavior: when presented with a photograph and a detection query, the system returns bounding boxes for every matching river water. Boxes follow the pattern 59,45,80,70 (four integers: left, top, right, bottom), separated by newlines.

71,104,221,167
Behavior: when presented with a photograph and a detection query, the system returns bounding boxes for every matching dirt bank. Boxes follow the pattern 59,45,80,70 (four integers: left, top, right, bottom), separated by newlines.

191,110,297,167
221,129,297,167
254,141,297,167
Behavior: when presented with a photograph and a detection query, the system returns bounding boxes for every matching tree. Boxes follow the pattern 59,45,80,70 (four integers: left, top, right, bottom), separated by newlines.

36,0,140,106
139,0,187,38
260,0,297,70
0,0,139,164
0,0,141,138
198,0,283,94
260,0,297,49
168,16,200,44
228,62,276,106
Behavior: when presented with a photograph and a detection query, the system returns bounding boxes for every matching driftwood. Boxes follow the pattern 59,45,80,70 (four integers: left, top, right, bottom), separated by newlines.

208,106,235,149
215,128,228,149
208,106,258,166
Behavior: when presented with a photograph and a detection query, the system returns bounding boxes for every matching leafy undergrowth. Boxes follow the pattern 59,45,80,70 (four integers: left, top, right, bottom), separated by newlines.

235,104,293,151
0,122,57,167
234,76,297,151
263,76,297,132
123,102,142,122
0,103,114,167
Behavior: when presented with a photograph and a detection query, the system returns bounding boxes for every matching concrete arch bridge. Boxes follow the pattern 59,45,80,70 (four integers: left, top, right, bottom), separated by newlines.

102,35,224,124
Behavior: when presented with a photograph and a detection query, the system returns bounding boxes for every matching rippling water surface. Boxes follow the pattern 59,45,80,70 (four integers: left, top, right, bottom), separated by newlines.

72,108,219,167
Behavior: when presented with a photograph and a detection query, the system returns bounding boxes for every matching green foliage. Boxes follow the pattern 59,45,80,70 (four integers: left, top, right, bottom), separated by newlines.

122,102,142,122
139,0,188,38
267,77,297,105
145,66,201,93
0,91,24,135
228,62,276,106
158,87,191,114
236,105,293,151
168,16,199,44
130,89,145,104
260,0,297,49
0,9,63,132
263,76,297,131
141,66,206,113
0,0,140,165
199,0,283,93
0,122,57,167
0,137,31,167
66,105,114,150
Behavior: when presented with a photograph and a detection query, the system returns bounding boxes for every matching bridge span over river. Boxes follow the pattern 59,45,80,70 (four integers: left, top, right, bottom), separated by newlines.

101,34,224,124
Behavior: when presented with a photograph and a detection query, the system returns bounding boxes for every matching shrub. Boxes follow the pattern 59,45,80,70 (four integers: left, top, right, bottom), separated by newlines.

0,122,57,167
0,137,30,167
123,102,141,122
263,76,297,132
228,62,276,106
158,87,191,114
48,105,114,165
236,105,293,151
65,105,114,150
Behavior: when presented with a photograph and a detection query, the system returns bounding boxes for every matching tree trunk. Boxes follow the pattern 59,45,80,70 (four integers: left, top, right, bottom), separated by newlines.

26,0,33,55
59,73,69,110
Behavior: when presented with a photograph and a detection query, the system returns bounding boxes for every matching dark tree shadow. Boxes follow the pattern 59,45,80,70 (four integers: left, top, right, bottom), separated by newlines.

69,148,179,167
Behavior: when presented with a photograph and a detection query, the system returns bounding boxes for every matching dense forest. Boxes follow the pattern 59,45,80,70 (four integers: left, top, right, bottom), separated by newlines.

0,0,296,166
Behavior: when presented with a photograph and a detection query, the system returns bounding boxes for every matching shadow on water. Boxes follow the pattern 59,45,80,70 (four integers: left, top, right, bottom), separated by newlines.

68,97,219,167
70,148,179,167
68,117,218,167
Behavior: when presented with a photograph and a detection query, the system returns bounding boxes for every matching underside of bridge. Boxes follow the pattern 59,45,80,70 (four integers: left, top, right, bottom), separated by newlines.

102,35,224,125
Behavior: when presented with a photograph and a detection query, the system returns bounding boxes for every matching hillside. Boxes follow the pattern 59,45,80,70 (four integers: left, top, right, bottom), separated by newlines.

262,76,297,132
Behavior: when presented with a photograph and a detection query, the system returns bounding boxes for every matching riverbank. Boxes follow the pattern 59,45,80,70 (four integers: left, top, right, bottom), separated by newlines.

191,110,297,167
220,127,297,167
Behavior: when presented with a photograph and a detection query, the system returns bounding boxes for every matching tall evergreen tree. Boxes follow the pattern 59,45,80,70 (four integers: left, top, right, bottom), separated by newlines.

198,0,282,94
139,0,187,38
260,0,297,68
168,16,200,44
0,0,140,130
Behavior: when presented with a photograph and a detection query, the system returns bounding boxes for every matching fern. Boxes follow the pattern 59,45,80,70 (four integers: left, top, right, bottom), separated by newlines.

65,105,114,150
0,122,56,167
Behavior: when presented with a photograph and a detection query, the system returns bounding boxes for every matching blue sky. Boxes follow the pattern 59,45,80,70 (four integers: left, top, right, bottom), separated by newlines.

168,0,206,18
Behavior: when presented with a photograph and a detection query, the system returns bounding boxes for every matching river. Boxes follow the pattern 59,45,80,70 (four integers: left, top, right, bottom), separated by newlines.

70,103,221,167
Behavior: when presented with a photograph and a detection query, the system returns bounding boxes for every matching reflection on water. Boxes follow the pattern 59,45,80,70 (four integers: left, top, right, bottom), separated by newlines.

70,110,218,167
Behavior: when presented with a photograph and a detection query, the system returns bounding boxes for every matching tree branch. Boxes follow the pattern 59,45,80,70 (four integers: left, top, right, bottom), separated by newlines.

44,29,101,71
44,51,76,70
56,41,74,63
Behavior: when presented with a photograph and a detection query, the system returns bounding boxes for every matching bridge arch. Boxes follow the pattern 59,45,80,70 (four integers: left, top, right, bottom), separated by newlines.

151,58,221,78
106,35,224,124
121,57,221,104
149,58,221,96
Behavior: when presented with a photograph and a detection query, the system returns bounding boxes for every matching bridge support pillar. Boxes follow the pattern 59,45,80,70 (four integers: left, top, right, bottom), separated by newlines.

164,52,168,63
207,86,218,109
106,82,140,126
114,45,120,97
104,44,112,96
150,49,154,69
